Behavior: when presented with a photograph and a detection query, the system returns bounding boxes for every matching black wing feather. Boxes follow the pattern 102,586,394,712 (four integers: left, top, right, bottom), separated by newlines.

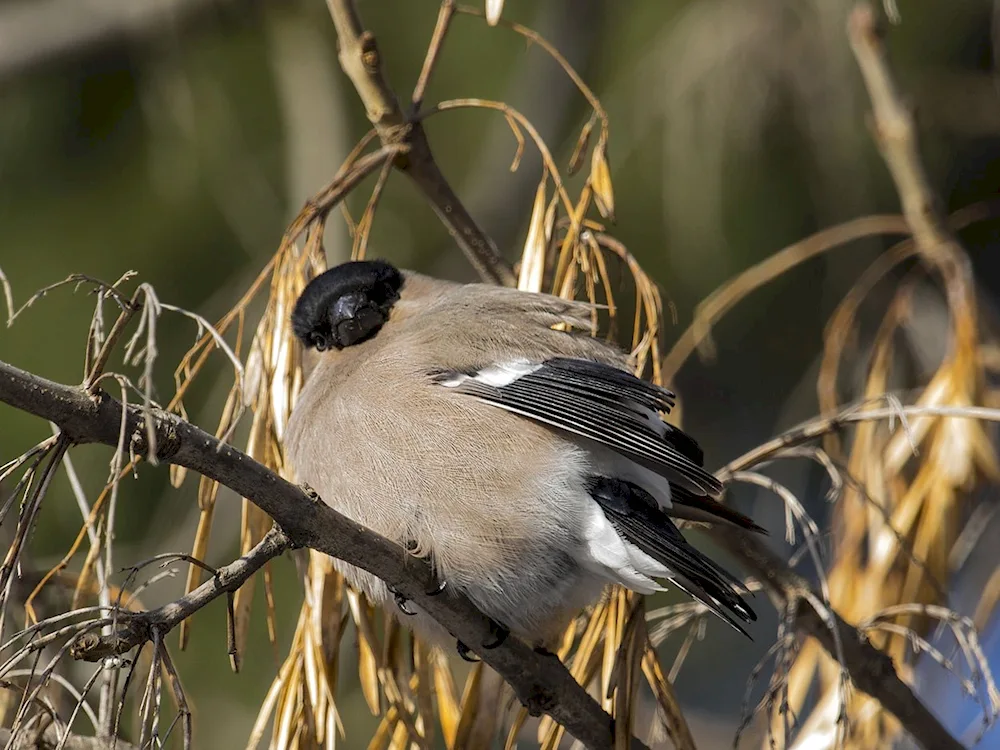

534,362,706,466
436,358,723,497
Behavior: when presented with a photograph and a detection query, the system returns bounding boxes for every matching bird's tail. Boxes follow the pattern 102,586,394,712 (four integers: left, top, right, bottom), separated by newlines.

668,483,767,533
587,476,757,636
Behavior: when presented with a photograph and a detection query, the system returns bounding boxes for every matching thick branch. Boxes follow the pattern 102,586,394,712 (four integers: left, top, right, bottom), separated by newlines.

325,0,516,286
0,359,638,750
714,526,961,750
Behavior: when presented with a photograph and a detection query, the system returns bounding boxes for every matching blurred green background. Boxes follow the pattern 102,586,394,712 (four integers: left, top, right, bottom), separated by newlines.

2,0,1000,746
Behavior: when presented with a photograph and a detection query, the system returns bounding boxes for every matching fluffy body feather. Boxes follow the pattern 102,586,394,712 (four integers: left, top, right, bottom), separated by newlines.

286,264,760,648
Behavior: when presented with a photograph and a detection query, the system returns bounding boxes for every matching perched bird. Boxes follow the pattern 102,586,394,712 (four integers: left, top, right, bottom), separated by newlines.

286,259,763,657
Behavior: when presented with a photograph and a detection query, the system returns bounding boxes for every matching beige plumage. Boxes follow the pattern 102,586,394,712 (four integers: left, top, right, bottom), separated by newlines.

285,260,761,654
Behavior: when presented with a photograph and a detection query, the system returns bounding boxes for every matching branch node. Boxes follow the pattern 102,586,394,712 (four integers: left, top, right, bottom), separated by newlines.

71,620,145,662
359,31,380,72
127,410,181,462
300,482,322,504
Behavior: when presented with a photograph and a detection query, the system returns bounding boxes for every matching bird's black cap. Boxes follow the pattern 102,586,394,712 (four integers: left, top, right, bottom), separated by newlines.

292,259,404,351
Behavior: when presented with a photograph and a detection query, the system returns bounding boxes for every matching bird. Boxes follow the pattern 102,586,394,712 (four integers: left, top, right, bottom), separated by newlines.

285,259,764,659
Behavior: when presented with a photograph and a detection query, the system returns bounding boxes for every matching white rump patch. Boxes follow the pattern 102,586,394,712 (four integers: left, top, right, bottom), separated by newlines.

438,359,543,388
624,542,672,580
577,503,664,595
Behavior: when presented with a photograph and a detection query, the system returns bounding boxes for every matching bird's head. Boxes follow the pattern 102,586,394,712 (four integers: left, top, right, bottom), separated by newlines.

291,259,404,351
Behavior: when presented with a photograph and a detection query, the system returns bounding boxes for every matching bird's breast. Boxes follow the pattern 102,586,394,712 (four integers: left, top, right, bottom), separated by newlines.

288,382,597,573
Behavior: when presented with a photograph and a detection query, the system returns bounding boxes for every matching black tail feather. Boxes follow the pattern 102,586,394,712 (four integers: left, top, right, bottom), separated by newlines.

669,483,768,534
586,476,756,636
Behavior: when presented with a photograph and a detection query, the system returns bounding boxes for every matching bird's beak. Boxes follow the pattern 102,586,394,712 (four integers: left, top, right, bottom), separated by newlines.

333,292,366,321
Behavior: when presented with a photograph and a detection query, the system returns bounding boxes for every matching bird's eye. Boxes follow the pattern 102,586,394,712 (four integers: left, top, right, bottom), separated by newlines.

311,332,329,351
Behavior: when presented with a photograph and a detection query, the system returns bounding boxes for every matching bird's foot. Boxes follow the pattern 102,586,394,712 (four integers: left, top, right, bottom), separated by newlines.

387,574,448,617
401,539,447,596
387,586,416,617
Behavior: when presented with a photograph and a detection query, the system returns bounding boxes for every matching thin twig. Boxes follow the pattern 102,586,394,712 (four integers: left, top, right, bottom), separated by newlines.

84,288,140,390
721,401,1000,480
410,0,456,112
0,265,14,324
847,5,958,259
0,436,69,617
69,525,291,663
158,645,192,750
351,157,394,261
847,2,978,355
0,725,137,750
661,215,910,379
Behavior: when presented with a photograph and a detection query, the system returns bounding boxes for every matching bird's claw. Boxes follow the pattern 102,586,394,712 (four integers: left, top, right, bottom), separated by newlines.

387,571,447,618
426,579,447,596
387,586,416,616
456,640,480,662
401,539,446,597
483,620,509,650
395,593,416,617
454,618,509,662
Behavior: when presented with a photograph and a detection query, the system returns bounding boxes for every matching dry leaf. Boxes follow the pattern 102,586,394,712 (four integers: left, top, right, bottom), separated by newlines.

485,0,504,26
590,136,615,221
518,175,549,292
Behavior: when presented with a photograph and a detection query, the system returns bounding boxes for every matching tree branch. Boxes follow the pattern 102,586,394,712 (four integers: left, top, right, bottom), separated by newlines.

847,3,977,344
714,526,962,750
0,725,139,750
847,4,959,255
325,0,517,286
68,525,292,663
0,359,639,750
0,368,967,750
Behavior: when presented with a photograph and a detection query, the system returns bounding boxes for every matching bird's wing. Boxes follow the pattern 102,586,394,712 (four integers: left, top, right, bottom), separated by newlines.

433,356,766,532
432,357,722,497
